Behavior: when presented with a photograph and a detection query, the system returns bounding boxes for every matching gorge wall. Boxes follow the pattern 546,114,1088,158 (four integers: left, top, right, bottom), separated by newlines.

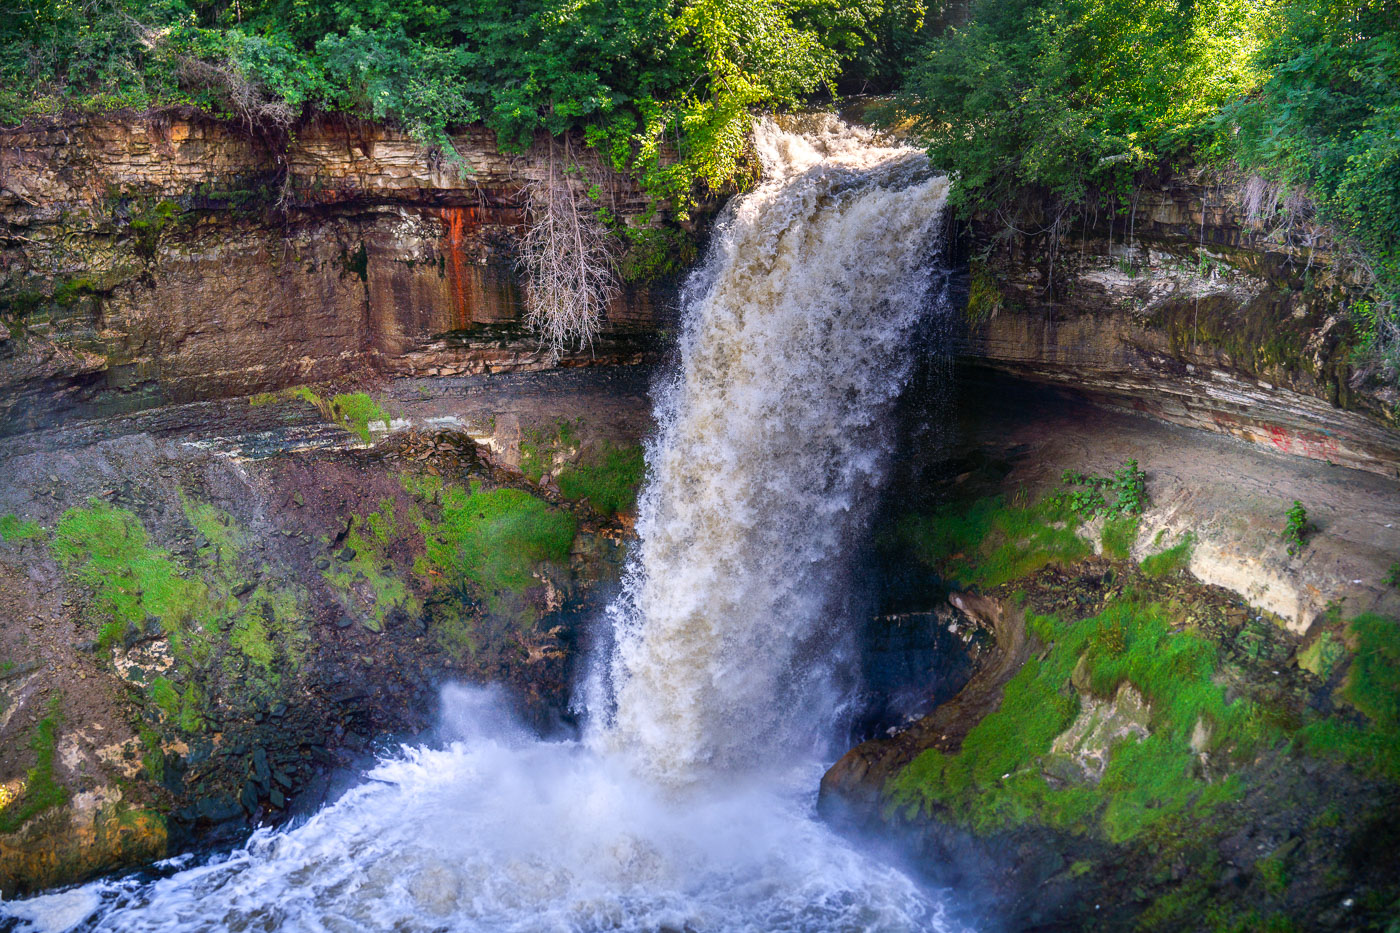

958,167,1400,478
0,114,675,436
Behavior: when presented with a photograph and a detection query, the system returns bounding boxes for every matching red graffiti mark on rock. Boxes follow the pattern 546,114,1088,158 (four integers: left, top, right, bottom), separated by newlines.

1266,425,1340,460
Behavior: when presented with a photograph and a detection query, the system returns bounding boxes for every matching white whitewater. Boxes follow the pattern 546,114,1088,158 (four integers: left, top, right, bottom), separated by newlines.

1,116,958,933
598,115,950,780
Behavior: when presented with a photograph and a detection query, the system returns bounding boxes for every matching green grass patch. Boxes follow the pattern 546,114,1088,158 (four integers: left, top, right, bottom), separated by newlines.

1297,631,1345,681
1101,516,1139,560
897,495,1092,589
420,481,576,611
0,514,43,543
1141,534,1195,578
888,596,1261,843
0,698,67,834
558,443,646,516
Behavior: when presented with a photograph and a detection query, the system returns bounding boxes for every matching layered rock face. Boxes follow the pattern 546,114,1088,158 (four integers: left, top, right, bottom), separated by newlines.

0,114,670,435
960,168,1400,477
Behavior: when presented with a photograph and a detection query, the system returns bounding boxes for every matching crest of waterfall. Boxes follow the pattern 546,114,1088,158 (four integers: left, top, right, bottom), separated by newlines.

597,114,951,780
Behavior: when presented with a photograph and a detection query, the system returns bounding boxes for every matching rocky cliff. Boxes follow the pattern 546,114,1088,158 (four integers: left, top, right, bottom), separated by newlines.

959,167,1400,478
0,113,674,435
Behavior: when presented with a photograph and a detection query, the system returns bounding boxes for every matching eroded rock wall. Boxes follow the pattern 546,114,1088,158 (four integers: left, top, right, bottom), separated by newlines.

960,167,1400,477
0,114,671,434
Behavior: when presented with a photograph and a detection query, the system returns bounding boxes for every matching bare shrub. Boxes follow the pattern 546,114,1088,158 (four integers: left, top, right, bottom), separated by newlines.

519,137,620,363
175,55,296,138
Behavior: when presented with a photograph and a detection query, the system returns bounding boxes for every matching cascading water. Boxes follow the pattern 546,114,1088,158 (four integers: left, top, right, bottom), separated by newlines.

598,115,950,781
0,115,958,933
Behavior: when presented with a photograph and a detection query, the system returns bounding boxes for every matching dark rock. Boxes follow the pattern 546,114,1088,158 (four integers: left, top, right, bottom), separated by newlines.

196,794,243,823
239,781,260,815
337,547,356,562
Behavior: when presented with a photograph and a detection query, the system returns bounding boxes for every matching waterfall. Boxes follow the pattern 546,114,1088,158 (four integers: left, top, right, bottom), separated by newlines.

598,115,950,780
0,117,960,933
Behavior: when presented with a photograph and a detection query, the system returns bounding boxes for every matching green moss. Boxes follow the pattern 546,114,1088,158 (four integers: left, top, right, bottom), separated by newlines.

889,596,1259,843
329,393,387,444
557,443,646,516
0,514,43,543
898,495,1091,589
1341,614,1400,730
519,420,580,483
137,726,164,783
1298,631,1345,681
1255,852,1290,896
400,472,444,502
1101,516,1139,560
1141,534,1195,578
148,677,180,717
421,481,576,611
320,500,417,632
127,198,181,259
246,387,385,444
0,698,67,834
965,259,1003,327
53,501,206,644
180,494,243,566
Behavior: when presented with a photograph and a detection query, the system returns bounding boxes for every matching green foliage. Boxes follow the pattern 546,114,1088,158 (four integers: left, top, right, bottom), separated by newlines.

895,0,1264,213
1221,0,1400,362
420,481,576,609
0,514,43,543
0,698,67,834
1050,459,1148,520
964,259,1002,327
1282,500,1309,556
557,443,646,516
1383,562,1400,589
0,0,881,214
898,494,1091,589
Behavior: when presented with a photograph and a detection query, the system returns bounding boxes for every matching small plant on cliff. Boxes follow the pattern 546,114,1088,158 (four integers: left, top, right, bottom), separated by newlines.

1283,501,1310,556
1052,459,1148,519
1383,562,1400,589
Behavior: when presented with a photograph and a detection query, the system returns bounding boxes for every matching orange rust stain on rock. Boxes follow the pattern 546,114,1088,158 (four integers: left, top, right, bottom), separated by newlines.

440,206,481,330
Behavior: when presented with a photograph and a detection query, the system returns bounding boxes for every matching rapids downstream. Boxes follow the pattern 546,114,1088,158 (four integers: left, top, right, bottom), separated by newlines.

1,116,958,933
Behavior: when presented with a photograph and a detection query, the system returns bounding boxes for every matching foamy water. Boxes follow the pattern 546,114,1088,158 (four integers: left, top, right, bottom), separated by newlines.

1,115,959,933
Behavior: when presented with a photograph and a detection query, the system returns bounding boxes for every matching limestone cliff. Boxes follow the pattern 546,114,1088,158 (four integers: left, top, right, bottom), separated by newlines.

958,167,1400,477
0,113,674,435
